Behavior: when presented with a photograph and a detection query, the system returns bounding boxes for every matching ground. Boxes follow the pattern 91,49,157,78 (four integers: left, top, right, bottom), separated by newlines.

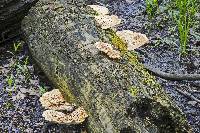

0,39,86,132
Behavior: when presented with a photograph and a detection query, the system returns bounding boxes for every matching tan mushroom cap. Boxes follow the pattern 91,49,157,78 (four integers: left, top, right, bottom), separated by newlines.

39,89,73,111
95,15,121,29
116,30,149,51
70,107,89,124
42,110,73,124
42,107,88,124
95,42,121,59
88,5,109,15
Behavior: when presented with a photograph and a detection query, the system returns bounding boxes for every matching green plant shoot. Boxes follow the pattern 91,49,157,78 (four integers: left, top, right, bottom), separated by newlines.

146,0,159,19
174,0,197,55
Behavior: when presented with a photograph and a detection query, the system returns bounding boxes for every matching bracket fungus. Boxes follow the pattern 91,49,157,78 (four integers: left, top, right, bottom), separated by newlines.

94,15,121,29
116,30,149,51
40,89,88,124
95,42,121,59
39,89,73,111
42,107,88,124
88,5,109,15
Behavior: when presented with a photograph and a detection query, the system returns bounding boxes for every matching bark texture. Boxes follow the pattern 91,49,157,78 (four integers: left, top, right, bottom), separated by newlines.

22,0,192,132
0,0,38,43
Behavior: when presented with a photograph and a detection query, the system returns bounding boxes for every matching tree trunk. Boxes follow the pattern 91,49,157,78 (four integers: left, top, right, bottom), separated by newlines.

22,0,192,132
0,0,38,43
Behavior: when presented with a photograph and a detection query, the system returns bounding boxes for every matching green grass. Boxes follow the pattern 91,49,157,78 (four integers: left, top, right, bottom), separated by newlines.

39,86,47,95
5,42,31,95
174,0,197,55
145,0,159,19
13,42,22,52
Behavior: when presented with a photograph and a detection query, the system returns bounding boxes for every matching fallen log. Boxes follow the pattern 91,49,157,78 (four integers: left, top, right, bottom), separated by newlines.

0,0,38,43
22,0,192,132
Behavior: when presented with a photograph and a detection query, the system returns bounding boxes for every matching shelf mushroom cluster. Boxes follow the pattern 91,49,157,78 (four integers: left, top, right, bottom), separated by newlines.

88,5,121,30
88,5,149,57
40,89,88,124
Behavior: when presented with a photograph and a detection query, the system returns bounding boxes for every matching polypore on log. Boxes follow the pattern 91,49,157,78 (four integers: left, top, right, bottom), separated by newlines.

22,0,192,132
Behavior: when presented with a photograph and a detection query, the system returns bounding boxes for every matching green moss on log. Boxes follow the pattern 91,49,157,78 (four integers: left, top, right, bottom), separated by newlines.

105,28,192,133
55,74,76,103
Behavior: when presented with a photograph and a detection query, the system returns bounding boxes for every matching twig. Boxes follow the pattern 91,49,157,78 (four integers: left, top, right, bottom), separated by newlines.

143,64,200,81
137,50,200,81
175,88,200,103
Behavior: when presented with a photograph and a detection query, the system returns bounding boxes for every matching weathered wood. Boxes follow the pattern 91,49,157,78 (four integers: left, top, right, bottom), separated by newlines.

22,0,192,132
0,0,38,43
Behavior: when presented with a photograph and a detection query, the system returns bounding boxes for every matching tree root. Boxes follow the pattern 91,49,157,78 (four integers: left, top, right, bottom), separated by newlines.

143,64,200,81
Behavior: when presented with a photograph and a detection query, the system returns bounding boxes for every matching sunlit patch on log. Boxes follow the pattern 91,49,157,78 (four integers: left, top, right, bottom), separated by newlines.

116,30,149,51
95,42,121,59
94,15,121,29
88,5,109,15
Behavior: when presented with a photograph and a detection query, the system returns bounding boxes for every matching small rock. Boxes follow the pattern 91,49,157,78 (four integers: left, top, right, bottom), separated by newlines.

12,92,26,101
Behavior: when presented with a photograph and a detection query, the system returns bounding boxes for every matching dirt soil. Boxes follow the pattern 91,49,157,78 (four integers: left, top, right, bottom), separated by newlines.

0,39,86,133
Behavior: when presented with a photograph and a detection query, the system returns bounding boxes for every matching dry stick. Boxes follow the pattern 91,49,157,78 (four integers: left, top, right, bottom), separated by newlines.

175,88,200,103
143,64,200,81
138,51,200,81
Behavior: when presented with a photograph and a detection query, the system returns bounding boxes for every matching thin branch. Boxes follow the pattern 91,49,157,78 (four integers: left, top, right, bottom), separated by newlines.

176,88,200,103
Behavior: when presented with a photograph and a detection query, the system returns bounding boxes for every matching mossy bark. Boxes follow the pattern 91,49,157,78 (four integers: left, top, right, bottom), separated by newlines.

22,0,192,132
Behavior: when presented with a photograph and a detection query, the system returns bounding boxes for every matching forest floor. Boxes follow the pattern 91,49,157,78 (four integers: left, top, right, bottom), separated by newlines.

0,39,86,132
